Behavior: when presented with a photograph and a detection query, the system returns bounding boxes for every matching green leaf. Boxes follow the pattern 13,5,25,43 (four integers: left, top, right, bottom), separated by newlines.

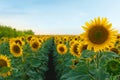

31,59,41,67
0,67,10,73
81,50,96,58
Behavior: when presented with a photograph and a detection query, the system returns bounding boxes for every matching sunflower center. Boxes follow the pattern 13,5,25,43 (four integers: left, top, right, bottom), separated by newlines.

0,59,7,67
74,38,78,41
64,38,67,41
59,41,63,44
32,42,39,49
88,26,109,44
59,46,65,53
13,45,21,53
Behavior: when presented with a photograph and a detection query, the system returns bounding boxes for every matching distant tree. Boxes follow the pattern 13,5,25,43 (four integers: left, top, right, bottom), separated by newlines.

0,25,34,38
23,30,34,35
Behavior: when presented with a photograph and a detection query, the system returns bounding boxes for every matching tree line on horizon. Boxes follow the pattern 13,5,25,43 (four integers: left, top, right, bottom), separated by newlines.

0,25,34,38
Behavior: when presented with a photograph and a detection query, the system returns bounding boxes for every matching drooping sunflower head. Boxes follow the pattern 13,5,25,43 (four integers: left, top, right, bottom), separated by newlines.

10,43,23,57
106,59,120,76
0,55,11,77
70,41,81,58
110,47,120,54
30,39,41,51
56,44,68,55
82,17,118,52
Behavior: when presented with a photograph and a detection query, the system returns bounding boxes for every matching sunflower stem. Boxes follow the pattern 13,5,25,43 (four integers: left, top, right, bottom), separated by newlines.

86,58,96,80
88,71,96,80
110,75,114,80
96,52,101,80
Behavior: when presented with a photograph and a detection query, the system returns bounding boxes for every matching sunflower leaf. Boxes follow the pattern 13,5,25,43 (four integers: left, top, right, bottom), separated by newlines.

30,59,41,67
81,50,95,58
0,67,10,73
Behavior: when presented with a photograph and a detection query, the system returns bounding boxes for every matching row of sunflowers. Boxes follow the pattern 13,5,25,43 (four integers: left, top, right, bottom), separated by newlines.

0,35,54,80
53,17,120,80
0,17,120,80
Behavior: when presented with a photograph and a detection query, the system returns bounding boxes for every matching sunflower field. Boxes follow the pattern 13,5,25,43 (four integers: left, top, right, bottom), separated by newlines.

0,17,120,80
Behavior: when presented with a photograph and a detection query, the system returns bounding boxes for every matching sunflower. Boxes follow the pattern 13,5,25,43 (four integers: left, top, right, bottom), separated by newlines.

58,40,64,44
56,44,68,55
0,55,11,77
69,39,75,46
62,36,69,42
70,41,81,58
82,17,117,52
9,37,25,46
110,47,120,54
1,37,9,42
10,43,23,57
116,34,120,41
71,59,79,65
106,59,120,76
73,36,78,41
26,35,33,43
70,65,76,69
30,39,41,51
14,38,25,46
38,38,43,44
20,36,25,41
77,42,88,53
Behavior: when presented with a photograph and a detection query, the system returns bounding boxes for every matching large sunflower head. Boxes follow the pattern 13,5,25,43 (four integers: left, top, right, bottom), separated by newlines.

106,59,120,76
70,41,81,58
30,39,41,51
82,17,117,52
10,43,23,57
56,44,68,55
0,55,11,77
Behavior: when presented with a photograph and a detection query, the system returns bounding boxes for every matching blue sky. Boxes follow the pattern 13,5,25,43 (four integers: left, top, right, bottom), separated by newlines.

0,0,120,34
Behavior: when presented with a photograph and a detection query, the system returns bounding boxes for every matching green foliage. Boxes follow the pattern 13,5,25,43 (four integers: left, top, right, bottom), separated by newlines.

0,37,54,80
53,41,120,80
0,67,11,74
105,59,120,76
0,25,34,38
